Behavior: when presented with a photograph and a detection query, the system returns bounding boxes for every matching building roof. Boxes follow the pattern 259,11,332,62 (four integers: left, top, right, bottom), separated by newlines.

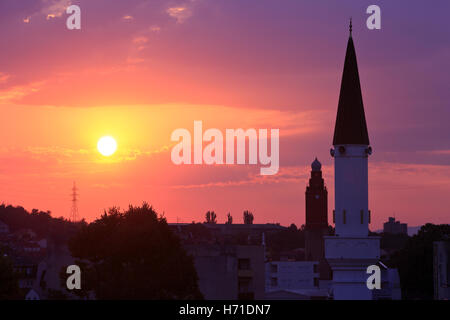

332,34,370,145
311,158,321,172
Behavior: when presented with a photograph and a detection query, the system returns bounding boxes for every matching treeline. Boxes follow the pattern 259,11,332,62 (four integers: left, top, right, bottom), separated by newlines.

388,223,450,300
0,204,81,243
203,210,255,224
67,203,202,299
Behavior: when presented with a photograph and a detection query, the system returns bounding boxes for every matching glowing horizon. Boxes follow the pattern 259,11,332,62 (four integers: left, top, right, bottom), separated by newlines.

0,0,449,229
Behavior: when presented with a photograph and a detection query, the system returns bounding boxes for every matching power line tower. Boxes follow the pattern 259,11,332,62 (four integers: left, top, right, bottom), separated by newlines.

70,181,79,222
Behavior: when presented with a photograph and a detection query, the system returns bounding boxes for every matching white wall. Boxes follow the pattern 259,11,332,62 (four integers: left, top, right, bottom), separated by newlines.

265,261,318,291
334,145,369,237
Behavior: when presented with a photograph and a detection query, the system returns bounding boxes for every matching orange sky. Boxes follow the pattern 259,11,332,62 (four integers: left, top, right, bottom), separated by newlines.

0,0,449,229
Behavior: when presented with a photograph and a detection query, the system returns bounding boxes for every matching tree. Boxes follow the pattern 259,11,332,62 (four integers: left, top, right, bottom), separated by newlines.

226,213,233,224
389,223,450,300
67,203,202,299
0,204,81,244
243,210,254,224
204,211,217,224
266,227,306,260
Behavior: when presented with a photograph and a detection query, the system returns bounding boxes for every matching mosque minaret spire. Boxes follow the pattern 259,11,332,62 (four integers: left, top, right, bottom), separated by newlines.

324,23,380,300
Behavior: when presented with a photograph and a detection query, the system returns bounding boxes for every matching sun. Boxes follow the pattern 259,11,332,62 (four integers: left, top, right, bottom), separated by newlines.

97,136,117,156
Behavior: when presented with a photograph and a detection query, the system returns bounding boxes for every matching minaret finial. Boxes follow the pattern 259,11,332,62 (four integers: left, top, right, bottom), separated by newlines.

349,17,352,36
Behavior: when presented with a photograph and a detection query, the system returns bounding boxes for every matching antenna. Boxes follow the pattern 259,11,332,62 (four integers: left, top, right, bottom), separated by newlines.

349,17,353,36
70,181,79,222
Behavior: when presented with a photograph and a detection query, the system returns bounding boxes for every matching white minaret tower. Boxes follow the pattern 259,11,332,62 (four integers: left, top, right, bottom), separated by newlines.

324,21,380,300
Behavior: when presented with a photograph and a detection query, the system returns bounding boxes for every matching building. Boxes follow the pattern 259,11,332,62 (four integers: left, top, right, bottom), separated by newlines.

170,222,286,246
372,262,402,300
324,23,380,300
0,220,9,234
9,239,79,300
25,288,41,300
261,159,335,300
433,241,450,300
304,158,331,280
266,261,319,290
264,260,330,299
0,220,10,243
185,244,265,300
13,257,45,291
0,220,10,234
383,217,407,235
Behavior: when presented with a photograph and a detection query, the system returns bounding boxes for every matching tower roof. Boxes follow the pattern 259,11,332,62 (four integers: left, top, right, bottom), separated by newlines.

332,31,370,145
311,157,321,171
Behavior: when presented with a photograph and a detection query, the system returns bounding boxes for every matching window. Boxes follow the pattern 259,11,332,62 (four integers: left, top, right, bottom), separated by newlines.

343,210,346,224
360,210,364,224
270,277,278,287
238,277,254,300
314,278,319,287
238,258,251,270
270,264,278,273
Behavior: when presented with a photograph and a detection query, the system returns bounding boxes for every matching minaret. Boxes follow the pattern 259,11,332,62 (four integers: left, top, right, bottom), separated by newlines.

324,22,380,300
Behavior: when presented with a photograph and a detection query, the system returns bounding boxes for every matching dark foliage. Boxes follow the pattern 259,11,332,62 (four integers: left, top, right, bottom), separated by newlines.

204,211,217,224
266,225,306,257
389,223,450,300
67,203,202,299
0,204,81,243
380,232,410,251
243,210,254,224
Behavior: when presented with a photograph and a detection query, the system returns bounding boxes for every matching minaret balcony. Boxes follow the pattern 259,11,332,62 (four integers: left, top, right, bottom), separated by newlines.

324,236,380,261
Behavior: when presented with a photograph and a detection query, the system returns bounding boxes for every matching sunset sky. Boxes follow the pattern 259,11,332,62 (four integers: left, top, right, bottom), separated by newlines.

0,0,449,229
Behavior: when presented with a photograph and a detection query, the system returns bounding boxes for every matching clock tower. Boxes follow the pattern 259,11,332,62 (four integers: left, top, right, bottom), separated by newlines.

305,158,331,280
305,158,328,232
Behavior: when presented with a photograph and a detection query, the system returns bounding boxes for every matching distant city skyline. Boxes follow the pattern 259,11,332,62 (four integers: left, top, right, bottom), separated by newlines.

0,1,449,229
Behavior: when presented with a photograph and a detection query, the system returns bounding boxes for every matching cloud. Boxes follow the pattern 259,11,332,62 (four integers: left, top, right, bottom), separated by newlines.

26,146,90,158
170,165,310,189
427,150,450,155
126,57,146,65
132,36,148,45
0,81,45,104
0,73,10,84
166,6,192,24
41,0,72,19
149,25,161,33
24,145,170,164
122,15,134,21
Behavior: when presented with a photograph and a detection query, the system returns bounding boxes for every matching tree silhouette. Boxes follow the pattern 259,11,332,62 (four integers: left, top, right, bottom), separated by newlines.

243,210,254,224
0,204,82,244
226,213,233,224
67,203,202,299
204,211,217,224
266,226,306,260
389,223,450,300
